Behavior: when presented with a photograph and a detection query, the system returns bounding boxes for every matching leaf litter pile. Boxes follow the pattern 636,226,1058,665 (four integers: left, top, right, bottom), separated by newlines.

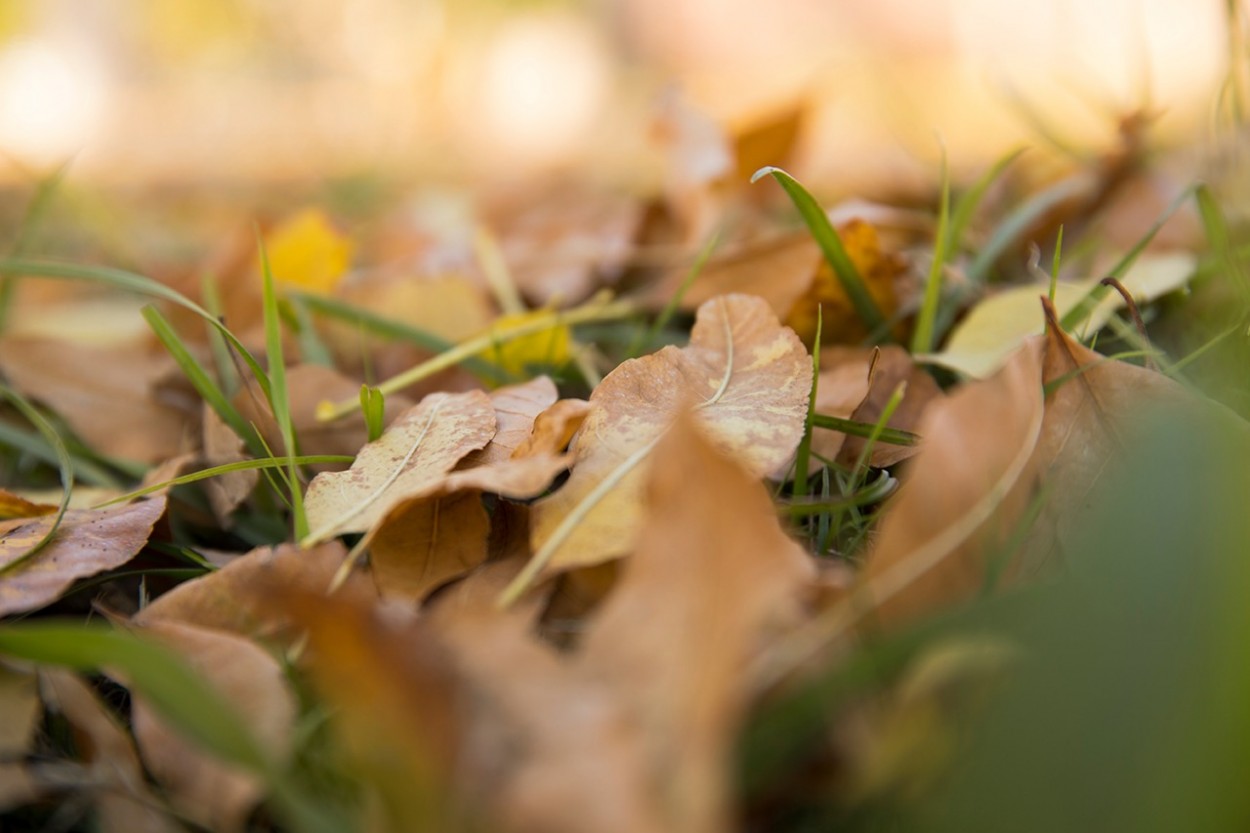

3,102,1250,831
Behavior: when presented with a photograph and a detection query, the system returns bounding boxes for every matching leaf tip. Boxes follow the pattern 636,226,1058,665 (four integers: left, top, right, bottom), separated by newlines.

750,165,783,184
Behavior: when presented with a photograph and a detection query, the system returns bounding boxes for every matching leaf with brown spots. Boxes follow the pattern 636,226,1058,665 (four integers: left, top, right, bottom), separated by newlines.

0,497,167,616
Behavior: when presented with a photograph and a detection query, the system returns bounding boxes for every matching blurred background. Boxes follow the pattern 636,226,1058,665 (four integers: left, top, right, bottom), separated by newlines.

0,0,1235,194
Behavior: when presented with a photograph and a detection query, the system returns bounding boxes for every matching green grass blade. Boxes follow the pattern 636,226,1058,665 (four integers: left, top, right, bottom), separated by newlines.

142,304,261,454
810,412,919,447
360,385,385,442
965,176,1089,285
200,274,242,398
849,381,907,480
1059,184,1197,332
1195,182,1250,303
0,383,73,575
0,622,269,771
0,258,273,402
0,420,120,488
92,455,354,508
947,147,1026,256
282,295,334,367
912,152,953,354
793,308,822,501
1049,225,1065,302
752,166,888,337
257,237,308,540
0,163,71,334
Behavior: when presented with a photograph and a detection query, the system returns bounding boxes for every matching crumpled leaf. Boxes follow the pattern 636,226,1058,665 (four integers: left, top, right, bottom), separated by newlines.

201,403,256,525
524,293,810,586
263,207,354,294
302,389,496,544
39,669,176,833
131,620,296,833
0,497,167,616
858,338,1045,626
926,252,1195,378
0,337,191,464
513,397,592,459
580,413,814,833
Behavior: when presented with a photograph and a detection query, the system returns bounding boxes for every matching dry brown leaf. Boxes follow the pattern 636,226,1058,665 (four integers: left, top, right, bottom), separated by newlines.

526,293,810,583
39,669,177,833
0,490,57,521
130,620,295,833
275,584,465,832
0,664,42,810
858,338,1045,627
302,389,496,544
368,379,567,601
370,491,491,601
579,413,814,833
0,337,192,464
0,497,167,616
1023,298,1248,573
134,541,370,642
201,402,256,525
513,397,591,458
426,558,663,833
814,346,942,468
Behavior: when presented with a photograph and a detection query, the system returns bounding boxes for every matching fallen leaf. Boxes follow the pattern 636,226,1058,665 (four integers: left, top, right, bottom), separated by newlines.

482,310,573,378
513,397,591,458
814,346,942,468
39,669,176,833
0,497,167,616
858,338,1045,626
0,491,57,521
464,376,560,464
785,219,905,345
274,583,465,832
130,620,295,833
426,558,663,833
525,293,811,583
1022,297,1249,573
302,388,495,544
0,664,41,810
579,413,814,833
263,207,354,294
926,252,1195,378
651,232,818,318
0,337,192,464
133,541,370,643
201,402,256,525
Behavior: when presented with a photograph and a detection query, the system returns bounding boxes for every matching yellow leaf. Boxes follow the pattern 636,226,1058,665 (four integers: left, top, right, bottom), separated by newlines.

484,310,572,376
262,208,354,294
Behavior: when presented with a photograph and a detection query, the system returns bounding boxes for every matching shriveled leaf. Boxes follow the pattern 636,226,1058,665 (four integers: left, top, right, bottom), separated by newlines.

521,294,810,591
302,389,495,544
39,669,177,833
0,497,167,616
463,377,559,465
580,414,813,833
828,346,942,468
927,252,1195,378
131,620,296,833
264,207,354,295
134,541,370,643
0,337,191,464
0,664,41,810
859,339,1045,626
